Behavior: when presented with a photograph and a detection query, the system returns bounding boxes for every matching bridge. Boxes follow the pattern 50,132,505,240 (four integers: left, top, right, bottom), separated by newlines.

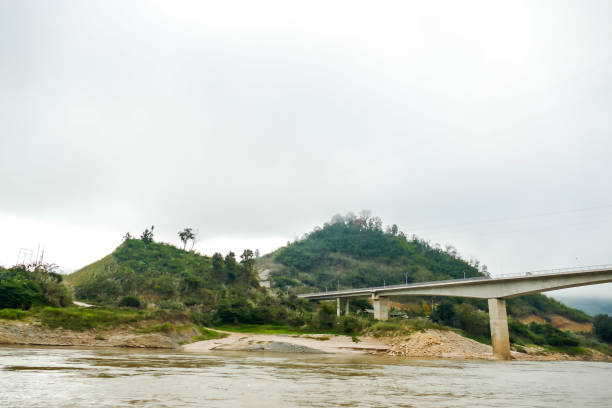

297,264,612,360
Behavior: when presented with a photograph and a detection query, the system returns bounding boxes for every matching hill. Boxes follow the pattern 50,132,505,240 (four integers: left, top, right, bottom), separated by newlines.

67,239,258,305
66,238,317,328
258,213,592,326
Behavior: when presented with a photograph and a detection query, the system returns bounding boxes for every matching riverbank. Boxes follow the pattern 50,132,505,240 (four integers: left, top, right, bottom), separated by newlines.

0,319,199,348
1,319,610,361
181,328,612,362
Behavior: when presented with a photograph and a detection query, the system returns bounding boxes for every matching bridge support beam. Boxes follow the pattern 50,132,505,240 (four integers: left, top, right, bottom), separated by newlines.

372,295,388,321
337,298,341,317
346,299,350,316
488,298,511,360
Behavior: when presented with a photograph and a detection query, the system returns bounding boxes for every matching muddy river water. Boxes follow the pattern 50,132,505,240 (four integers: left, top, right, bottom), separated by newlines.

0,346,610,407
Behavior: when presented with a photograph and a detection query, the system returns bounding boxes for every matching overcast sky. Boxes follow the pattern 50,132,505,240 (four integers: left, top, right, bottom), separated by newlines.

1,1,611,298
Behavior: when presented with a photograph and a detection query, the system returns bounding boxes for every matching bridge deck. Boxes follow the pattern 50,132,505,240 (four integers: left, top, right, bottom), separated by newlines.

297,264,612,300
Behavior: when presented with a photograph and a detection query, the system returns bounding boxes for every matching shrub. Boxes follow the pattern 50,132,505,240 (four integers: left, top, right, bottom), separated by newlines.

593,314,612,343
529,322,579,347
340,316,363,334
0,281,42,309
157,300,185,311
314,302,336,330
136,322,174,333
119,296,141,308
0,308,29,320
40,307,142,331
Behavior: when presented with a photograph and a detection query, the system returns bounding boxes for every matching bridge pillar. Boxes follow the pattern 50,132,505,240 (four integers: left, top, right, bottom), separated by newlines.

488,298,511,360
337,298,341,317
372,295,388,321
346,299,350,316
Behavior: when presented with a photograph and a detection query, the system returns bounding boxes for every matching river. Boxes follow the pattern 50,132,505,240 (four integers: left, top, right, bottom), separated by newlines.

0,346,610,407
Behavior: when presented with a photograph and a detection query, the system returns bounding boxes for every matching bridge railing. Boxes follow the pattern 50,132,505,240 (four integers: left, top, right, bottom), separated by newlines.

492,263,612,279
297,263,612,298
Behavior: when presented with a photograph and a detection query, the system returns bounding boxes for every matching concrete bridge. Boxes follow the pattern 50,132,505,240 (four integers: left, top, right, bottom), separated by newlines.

297,265,612,360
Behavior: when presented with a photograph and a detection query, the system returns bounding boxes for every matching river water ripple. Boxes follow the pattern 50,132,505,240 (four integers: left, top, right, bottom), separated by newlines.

0,346,610,407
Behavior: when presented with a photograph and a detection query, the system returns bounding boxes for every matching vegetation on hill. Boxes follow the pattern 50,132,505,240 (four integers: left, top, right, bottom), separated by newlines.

1,218,607,357
270,212,484,290
264,213,590,321
66,235,317,329
0,264,72,309
594,314,612,343
257,212,602,353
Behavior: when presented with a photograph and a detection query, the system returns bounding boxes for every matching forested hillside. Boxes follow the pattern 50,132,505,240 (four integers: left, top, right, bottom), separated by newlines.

66,238,313,327
260,213,591,324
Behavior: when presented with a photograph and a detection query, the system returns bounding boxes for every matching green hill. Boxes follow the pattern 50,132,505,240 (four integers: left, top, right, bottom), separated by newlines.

259,213,591,325
66,238,314,327
67,239,258,304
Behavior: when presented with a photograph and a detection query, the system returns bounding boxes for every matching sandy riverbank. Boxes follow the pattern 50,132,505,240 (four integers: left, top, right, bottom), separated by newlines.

181,331,389,354
182,328,612,362
1,319,610,361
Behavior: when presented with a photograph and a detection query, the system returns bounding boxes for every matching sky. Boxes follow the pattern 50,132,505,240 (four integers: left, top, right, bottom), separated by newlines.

1,1,611,298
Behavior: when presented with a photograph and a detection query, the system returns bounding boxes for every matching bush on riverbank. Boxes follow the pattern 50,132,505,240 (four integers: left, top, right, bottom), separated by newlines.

40,307,145,331
0,308,30,320
0,265,72,309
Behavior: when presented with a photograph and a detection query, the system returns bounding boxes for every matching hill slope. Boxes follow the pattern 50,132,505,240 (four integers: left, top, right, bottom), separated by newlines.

258,214,591,325
67,239,258,309
66,239,317,328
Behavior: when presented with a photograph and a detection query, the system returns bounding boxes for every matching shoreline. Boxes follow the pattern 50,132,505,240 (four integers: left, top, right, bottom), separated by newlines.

1,320,610,362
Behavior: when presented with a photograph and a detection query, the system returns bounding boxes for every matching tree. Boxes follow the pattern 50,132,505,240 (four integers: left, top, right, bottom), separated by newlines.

431,301,455,324
481,264,490,277
225,251,237,281
123,232,133,241
391,224,398,235
178,228,195,250
141,225,154,244
240,249,255,270
119,295,141,308
594,314,612,343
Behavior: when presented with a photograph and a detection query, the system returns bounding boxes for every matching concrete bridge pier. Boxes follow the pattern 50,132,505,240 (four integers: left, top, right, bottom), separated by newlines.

345,299,350,316
372,295,389,321
488,298,511,360
337,298,341,316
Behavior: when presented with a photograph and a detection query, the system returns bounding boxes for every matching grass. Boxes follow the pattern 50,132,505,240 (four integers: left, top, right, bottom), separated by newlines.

367,319,446,337
451,328,491,345
39,307,144,331
513,345,527,353
64,254,116,288
543,345,587,356
0,308,30,320
193,326,228,341
300,335,332,341
213,324,328,335
136,322,175,333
